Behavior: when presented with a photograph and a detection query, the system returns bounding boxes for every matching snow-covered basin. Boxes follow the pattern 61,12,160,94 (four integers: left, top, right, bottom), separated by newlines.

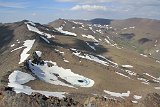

28,60,94,88
8,70,66,98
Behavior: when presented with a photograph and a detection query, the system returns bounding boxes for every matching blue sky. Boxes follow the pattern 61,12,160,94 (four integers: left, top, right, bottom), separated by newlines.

0,0,160,23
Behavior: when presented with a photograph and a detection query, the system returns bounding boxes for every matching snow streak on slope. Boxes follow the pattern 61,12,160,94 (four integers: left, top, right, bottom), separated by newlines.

104,90,130,98
133,95,142,100
86,42,96,51
28,60,94,88
26,22,54,38
82,34,98,42
143,73,160,83
71,48,118,67
71,49,109,66
105,36,122,49
55,26,77,36
121,65,133,68
40,36,50,43
8,70,66,98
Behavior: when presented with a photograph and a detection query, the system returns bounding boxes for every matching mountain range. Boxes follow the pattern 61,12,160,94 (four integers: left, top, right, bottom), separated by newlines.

0,18,160,107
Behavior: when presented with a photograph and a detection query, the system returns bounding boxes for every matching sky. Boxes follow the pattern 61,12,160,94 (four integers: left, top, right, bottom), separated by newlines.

0,0,160,23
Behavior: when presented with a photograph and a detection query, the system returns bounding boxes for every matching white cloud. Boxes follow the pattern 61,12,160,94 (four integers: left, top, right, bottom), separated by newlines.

56,0,160,6
56,0,112,3
0,1,26,8
56,0,77,2
32,13,37,16
71,5,107,11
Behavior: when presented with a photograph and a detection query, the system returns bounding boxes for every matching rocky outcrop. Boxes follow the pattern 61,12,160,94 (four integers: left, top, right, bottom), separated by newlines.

143,93,160,107
0,87,80,107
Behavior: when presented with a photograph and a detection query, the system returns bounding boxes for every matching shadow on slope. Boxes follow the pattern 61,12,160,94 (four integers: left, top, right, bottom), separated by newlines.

0,26,14,53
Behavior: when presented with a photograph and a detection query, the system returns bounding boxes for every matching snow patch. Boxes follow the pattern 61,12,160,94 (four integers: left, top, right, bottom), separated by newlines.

71,49,109,66
137,78,149,85
19,40,35,64
154,87,160,89
133,95,142,100
104,90,130,98
72,26,75,29
132,101,138,103
156,60,160,63
35,51,42,57
140,54,147,57
40,36,50,43
105,38,111,44
11,46,24,52
55,26,77,36
55,49,65,55
89,27,96,33
122,65,133,68
63,59,69,62
26,23,54,38
156,50,159,53
10,44,15,47
125,70,136,76
115,72,131,79
71,49,118,67
143,73,157,80
86,42,96,51
129,26,135,29
82,34,98,42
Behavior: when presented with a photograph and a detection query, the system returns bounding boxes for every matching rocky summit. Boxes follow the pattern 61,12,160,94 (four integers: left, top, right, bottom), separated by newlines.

0,18,160,107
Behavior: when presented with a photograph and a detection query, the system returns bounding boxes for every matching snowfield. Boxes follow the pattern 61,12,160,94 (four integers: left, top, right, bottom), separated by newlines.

28,60,94,88
55,26,77,36
8,70,66,98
